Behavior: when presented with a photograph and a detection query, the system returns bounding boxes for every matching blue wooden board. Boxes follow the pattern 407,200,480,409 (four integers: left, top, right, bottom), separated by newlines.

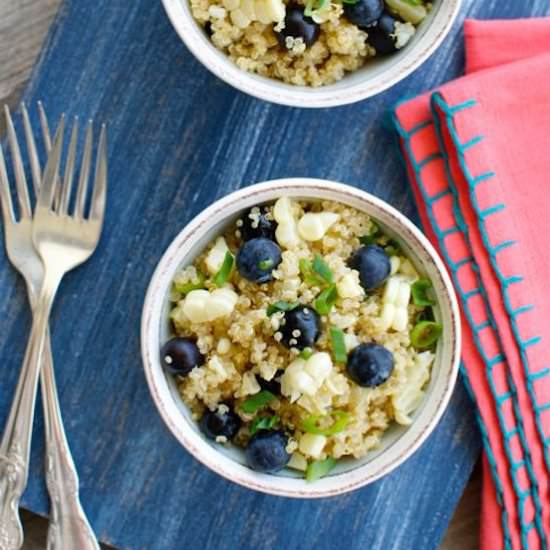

1,0,548,548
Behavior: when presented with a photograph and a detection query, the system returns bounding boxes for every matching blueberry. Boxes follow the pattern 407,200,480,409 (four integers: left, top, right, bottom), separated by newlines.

161,337,204,376
280,305,321,350
367,12,399,54
346,343,394,387
275,6,320,49
343,0,383,27
257,370,284,395
200,407,241,441
236,238,282,283
245,430,290,473
240,206,277,242
349,245,391,291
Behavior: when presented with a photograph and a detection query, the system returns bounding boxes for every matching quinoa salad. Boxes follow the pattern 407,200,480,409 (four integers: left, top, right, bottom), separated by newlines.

190,0,431,87
161,197,442,481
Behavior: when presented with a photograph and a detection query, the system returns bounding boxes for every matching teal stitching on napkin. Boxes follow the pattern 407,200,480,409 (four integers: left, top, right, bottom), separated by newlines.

431,93,549,549
433,92,550,471
390,110,513,550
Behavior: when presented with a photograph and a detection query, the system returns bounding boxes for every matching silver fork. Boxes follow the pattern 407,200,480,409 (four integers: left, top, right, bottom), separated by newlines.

0,105,106,550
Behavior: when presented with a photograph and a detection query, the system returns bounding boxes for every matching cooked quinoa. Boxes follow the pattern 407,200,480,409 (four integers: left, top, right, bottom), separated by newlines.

162,197,441,480
190,0,431,87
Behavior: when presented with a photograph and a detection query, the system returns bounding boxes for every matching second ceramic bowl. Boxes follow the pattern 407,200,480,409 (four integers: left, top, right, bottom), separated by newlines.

141,178,461,498
161,0,461,108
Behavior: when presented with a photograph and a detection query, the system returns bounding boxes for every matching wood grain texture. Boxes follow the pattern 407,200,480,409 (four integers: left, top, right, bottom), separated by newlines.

0,0,548,548
0,0,61,108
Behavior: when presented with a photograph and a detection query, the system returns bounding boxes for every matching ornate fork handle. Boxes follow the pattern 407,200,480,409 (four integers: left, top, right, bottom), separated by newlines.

0,271,59,550
0,445,25,550
41,335,98,550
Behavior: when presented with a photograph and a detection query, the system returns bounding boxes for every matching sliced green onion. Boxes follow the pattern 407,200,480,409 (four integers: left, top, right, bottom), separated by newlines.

410,321,442,349
249,415,279,435
267,300,300,316
384,239,401,257
402,0,423,5
359,222,380,246
299,259,325,287
240,390,276,414
300,348,314,360
411,278,435,307
302,410,350,436
304,0,331,16
258,258,275,270
314,284,338,315
213,251,234,287
174,272,206,295
306,457,337,482
330,326,347,364
312,255,334,284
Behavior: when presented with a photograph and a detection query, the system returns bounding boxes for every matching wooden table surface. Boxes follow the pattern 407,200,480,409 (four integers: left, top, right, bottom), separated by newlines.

0,1,480,548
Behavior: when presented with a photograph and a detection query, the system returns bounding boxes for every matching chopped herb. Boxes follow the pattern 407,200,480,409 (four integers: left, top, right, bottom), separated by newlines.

402,0,423,5
300,348,314,360
240,390,276,414
359,222,380,246
302,410,350,436
330,326,347,364
249,415,279,435
174,272,206,295
412,278,435,307
258,258,275,270
299,259,326,287
384,239,401,257
410,321,442,349
314,284,338,315
267,300,300,316
306,457,337,482
213,251,234,287
312,255,334,284
304,0,330,16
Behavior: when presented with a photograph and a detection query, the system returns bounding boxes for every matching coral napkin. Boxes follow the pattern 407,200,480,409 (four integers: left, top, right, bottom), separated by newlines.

391,19,550,550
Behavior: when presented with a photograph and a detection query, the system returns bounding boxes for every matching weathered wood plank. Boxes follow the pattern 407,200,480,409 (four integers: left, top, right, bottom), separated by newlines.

0,0,61,106
0,0,547,548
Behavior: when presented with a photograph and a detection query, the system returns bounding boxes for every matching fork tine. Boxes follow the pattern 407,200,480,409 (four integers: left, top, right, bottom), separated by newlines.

38,116,65,210
21,102,41,198
38,101,52,151
74,120,93,219
59,118,79,215
0,144,15,226
89,124,107,222
4,105,31,219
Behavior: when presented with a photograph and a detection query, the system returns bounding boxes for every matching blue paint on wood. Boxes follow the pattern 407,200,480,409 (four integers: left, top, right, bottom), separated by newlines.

1,0,548,548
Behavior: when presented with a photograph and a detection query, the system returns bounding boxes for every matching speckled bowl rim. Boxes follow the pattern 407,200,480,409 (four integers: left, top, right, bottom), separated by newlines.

160,0,462,108
141,178,461,498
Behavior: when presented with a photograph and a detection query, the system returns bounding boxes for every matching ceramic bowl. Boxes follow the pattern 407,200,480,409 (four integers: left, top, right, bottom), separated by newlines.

161,0,461,108
141,178,461,497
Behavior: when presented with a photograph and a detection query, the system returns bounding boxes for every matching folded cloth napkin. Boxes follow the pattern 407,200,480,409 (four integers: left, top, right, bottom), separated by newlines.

391,19,550,550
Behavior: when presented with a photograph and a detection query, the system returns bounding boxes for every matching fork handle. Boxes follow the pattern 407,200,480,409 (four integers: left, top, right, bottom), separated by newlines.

0,275,59,550
40,335,99,550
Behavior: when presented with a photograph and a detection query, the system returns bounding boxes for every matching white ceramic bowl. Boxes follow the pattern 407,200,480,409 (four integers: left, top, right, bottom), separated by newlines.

161,0,461,108
141,178,461,498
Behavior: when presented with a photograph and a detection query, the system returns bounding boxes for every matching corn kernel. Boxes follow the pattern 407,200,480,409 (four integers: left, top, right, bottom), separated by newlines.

297,212,340,241
287,452,308,471
205,236,230,275
337,272,363,298
392,307,408,332
299,433,327,458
